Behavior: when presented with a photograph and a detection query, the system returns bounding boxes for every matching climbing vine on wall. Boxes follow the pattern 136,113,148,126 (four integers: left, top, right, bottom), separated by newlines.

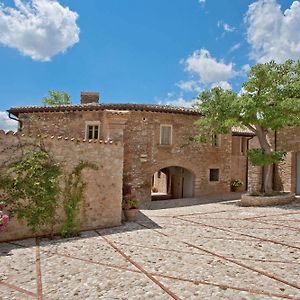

61,161,98,238
0,149,61,234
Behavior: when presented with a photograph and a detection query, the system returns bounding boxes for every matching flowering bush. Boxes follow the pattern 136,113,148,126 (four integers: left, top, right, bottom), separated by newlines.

0,202,9,232
231,179,243,188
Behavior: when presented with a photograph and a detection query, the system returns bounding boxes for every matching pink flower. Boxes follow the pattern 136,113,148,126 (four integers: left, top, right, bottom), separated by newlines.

0,214,9,231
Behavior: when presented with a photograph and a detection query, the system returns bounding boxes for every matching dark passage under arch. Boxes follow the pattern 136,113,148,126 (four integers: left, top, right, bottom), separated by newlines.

151,166,194,201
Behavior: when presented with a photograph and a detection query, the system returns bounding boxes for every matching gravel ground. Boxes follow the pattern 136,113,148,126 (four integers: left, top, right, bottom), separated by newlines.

0,195,299,300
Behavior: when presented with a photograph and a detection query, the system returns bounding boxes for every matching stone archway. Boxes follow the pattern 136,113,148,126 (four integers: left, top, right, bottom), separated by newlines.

151,166,195,201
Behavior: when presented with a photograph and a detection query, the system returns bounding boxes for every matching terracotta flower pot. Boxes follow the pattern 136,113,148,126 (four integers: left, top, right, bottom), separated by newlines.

231,186,238,192
124,209,139,221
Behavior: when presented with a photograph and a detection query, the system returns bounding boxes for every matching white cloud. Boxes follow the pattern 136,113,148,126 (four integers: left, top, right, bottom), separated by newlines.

198,0,206,3
223,23,235,32
211,81,232,90
0,0,80,61
245,0,300,62
159,97,196,108
241,64,251,75
229,43,241,53
177,80,202,93
183,48,236,84
218,21,235,32
0,112,18,132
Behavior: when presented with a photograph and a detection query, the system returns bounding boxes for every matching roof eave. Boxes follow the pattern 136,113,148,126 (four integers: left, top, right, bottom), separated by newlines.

7,104,201,116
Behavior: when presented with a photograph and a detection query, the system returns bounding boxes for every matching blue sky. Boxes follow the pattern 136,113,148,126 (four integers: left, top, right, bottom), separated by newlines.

0,0,300,130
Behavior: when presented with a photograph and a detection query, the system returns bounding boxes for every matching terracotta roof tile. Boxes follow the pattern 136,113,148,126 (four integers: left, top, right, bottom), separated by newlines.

232,126,255,136
8,103,200,116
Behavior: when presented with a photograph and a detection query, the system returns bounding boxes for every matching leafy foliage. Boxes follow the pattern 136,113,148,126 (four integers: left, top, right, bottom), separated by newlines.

194,59,300,193
248,149,286,166
61,161,98,238
122,195,139,210
194,60,300,138
42,90,71,106
0,150,61,233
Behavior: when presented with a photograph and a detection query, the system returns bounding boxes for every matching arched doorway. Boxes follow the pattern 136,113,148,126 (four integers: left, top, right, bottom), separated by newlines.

151,166,195,200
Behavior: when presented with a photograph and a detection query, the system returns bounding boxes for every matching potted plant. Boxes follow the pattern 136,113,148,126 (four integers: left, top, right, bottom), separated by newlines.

122,195,139,221
231,179,243,192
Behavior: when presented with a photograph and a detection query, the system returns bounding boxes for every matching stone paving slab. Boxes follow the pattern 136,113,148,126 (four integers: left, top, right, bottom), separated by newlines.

0,196,300,299
154,277,287,300
39,234,134,270
0,244,37,294
108,242,299,296
0,283,35,300
170,217,300,248
40,252,168,300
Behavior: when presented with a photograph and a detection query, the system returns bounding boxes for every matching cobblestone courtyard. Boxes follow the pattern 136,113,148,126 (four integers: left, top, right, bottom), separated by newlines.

1,195,300,299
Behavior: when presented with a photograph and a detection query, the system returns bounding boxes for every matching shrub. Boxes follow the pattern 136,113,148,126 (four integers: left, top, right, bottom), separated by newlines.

231,179,243,188
122,195,139,210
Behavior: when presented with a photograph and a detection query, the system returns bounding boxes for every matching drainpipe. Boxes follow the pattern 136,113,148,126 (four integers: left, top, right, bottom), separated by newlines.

8,112,22,131
246,136,255,191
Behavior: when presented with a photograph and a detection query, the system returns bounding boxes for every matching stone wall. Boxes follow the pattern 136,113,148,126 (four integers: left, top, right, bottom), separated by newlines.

122,111,232,203
248,127,300,193
0,131,123,242
19,110,128,142
275,127,300,193
231,136,248,191
16,108,233,204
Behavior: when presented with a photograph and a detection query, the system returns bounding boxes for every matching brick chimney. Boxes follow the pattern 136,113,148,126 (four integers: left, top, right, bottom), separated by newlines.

80,92,100,104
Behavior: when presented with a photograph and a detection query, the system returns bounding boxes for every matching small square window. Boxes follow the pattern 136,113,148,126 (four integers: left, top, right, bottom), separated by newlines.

85,121,100,140
209,169,219,182
160,125,172,145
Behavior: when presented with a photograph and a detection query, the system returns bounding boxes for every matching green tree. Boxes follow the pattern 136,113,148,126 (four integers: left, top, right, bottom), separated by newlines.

42,90,71,105
194,60,300,193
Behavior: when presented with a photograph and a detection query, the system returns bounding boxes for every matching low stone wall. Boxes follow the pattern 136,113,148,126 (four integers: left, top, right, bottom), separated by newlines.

241,193,295,207
0,131,124,242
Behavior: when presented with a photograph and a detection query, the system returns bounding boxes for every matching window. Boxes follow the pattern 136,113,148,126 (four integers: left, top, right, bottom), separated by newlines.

212,134,220,147
160,125,172,145
85,121,100,140
209,169,219,182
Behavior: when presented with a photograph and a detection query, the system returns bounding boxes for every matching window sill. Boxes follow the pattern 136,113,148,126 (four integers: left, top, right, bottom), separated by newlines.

157,144,172,148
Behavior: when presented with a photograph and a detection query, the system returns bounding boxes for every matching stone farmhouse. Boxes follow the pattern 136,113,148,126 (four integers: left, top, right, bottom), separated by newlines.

1,92,299,242
7,92,253,203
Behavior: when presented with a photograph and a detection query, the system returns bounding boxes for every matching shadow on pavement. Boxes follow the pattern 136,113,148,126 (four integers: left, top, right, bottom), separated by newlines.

145,193,243,210
0,211,161,256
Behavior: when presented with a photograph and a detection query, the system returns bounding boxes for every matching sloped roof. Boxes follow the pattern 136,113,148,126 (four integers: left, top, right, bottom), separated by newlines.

232,126,255,136
8,103,200,117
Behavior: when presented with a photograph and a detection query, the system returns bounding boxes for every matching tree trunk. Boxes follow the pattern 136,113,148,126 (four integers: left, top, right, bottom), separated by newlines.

263,164,273,194
255,125,274,193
